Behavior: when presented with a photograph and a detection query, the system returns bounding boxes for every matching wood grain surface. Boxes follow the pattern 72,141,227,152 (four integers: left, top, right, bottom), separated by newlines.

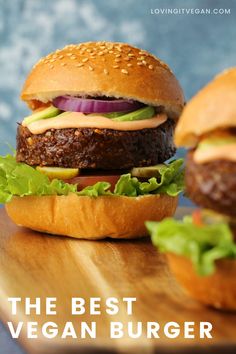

0,207,235,354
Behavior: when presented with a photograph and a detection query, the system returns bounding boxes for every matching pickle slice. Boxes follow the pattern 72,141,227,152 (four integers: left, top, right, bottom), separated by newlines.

131,164,166,178
36,166,79,180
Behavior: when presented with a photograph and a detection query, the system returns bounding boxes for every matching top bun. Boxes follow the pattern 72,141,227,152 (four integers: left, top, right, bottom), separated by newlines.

175,68,236,147
21,41,184,119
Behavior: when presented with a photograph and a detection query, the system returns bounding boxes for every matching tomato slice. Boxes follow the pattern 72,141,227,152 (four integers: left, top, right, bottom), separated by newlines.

192,209,204,226
65,175,120,192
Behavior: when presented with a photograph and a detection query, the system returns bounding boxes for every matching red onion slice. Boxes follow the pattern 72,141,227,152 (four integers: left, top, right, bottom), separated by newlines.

53,96,143,113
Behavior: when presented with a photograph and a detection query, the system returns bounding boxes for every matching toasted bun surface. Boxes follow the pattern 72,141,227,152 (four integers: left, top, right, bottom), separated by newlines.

6,194,177,240
175,68,236,147
167,253,236,310
21,42,184,119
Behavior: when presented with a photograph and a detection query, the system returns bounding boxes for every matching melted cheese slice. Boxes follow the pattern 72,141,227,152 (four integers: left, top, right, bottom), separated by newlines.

194,144,236,163
26,112,167,134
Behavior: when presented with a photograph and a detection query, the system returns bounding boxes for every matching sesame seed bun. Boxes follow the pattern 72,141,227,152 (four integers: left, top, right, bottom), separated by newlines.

175,68,236,147
5,193,177,240
21,42,184,119
167,253,236,310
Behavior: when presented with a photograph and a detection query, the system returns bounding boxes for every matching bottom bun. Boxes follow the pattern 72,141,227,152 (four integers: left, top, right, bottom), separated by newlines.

6,193,177,240
167,253,236,310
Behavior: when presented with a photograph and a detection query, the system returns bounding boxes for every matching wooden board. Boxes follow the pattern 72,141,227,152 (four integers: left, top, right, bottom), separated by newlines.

0,207,236,354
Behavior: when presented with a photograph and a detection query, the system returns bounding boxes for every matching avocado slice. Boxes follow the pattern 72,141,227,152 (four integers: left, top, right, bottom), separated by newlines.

87,112,129,118
131,164,166,178
198,136,236,150
36,166,79,180
23,106,61,126
103,111,129,118
112,106,155,122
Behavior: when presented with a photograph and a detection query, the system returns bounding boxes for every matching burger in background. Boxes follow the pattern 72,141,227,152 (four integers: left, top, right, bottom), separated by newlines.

147,68,236,310
0,41,184,239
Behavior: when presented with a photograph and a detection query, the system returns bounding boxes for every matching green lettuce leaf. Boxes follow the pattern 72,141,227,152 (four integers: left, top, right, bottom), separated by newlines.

114,159,184,197
0,155,184,203
146,217,236,276
77,182,111,197
0,155,77,203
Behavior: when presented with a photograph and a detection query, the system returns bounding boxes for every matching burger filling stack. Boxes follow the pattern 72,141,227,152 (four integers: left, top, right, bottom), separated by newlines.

147,68,236,310
0,42,184,239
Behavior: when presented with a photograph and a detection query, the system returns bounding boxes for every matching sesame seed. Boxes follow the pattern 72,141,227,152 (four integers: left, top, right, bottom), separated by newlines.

103,69,109,75
115,54,121,58
113,65,119,68
49,64,54,69
49,59,55,62
76,63,84,67
124,57,130,61
109,50,113,54
142,60,147,65
121,69,128,75
61,62,66,66
148,65,154,70
87,49,92,53
67,53,73,57
82,58,88,62
139,51,147,56
98,52,104,56
127,63,132,67
137,62,143,66
115,58,121,63
71,55,77,59
58,55,64,59
88,66,94,71
128,53,134,57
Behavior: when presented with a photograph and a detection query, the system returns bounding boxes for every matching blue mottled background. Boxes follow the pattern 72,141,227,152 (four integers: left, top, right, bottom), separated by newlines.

0,0,235,205
1,0,236,152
